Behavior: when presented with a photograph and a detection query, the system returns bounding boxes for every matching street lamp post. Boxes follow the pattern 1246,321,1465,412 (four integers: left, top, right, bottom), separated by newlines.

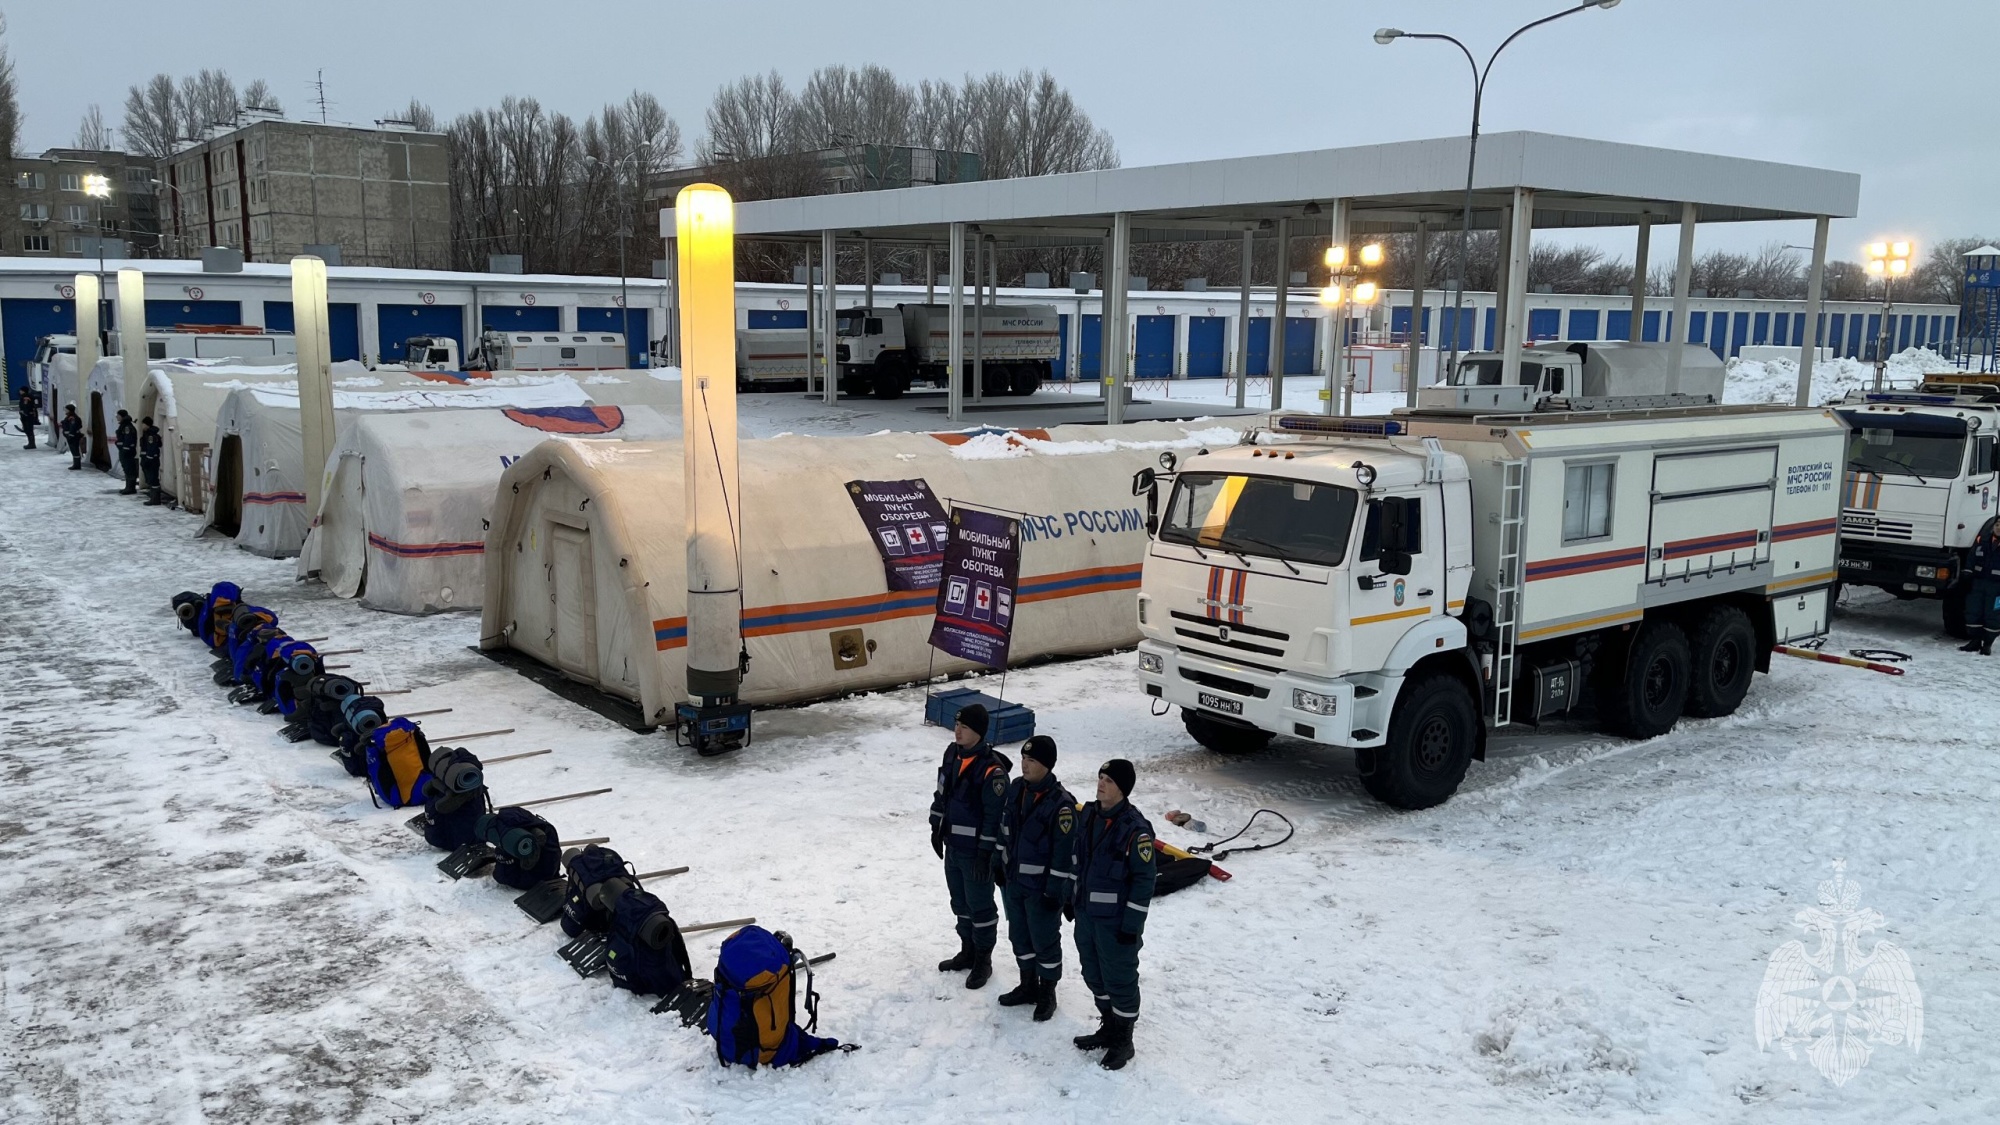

1319,241,1383,416
1375,0,1621,382
1865,239,1913,391
83,174,113,329
587,144,654,368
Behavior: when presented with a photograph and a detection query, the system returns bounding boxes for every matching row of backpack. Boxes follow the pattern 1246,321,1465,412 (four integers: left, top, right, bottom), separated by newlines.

168,580,849,1071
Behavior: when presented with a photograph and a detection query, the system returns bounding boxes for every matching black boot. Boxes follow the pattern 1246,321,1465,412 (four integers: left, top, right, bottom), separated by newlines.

997,964,1036,1006
1982,633,1994,656
1960,639,1982,652
1099,1016,1136,1070
144,489,162,506
1032,975,1059,1022
937,939,975,973
1073,1012,1112,1051
965,950,993,990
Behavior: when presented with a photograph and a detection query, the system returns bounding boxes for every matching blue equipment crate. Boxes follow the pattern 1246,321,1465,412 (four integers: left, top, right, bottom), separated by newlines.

925,688,1036,745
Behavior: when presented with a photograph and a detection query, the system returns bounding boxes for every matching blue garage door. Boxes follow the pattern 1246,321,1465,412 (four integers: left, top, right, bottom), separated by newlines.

748,309,808,329
1079,314,1102,380
1247,318,1272,377
3,298,75,398
263,301,362,362
1642,310,1664,342
1864,315,1882,359
1134,315,1174,378
484,305,561,333
378,304,466,361
1568,309,1600,341
1604,310,1631,341
1483,308,1498,351
1283,317,1315,376
1186,316,1226,377
1898,315,1913,352
1527,308,1561,342
1751,312,1769,346
1392,306,1434,344
1730,312,1751,357
146,299,242,328
1774,313,1790,346
578,307,650,366
1435,307,1477,352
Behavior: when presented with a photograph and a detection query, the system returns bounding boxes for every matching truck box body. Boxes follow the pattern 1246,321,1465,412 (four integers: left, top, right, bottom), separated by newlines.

737,328,812,384
1437,341,1725,404
898,304,1060,366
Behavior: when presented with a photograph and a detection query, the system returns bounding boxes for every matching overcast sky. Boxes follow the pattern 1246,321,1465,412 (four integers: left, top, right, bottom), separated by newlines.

11,0,1993,263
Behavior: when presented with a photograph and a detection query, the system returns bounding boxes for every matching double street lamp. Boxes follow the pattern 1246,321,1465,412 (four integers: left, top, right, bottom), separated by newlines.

1865,239,1913,390
81,174,113,322
1375,0,1621,380
1319,241,1383,415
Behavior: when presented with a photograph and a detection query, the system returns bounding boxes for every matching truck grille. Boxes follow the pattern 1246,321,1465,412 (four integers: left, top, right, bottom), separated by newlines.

1842,510,1914,541
1169,610,1289,641
1178,667,1270,699
1171,626,1285,658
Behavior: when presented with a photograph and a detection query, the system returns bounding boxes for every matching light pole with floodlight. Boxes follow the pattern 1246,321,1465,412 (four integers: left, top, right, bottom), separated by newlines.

1319,240,1383,415
83,173,113,328
1374,0,1621,381
1865,239,1913,391
585,143,655,367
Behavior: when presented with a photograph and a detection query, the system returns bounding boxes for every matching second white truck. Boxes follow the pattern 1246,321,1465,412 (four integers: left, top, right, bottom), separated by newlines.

1132,388,1844,809
835,303,1059,399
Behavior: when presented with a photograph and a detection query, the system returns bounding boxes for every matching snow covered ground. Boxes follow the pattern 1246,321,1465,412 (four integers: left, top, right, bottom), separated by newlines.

3,393,1995,1123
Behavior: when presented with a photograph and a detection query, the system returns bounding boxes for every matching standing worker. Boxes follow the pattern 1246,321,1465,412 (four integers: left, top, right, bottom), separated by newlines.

139,416,164,506
994,734,1076,1021
114,409,139,494
1962,514,2000,654
59,405,84,469
17,384,41,449
1070,758,1155,1071
928,703,1011,990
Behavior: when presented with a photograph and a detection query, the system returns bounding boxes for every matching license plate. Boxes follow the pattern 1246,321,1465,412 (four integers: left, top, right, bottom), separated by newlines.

1197,692,1243,715
1837,557,1869,570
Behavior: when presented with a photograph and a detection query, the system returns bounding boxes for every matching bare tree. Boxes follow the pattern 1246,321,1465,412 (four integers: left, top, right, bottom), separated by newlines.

0,14,19,166
1913,236,2000,306
174,69,239,140
74,105,113,150
242,79,283,115
390,98,438,132
122,74,179,157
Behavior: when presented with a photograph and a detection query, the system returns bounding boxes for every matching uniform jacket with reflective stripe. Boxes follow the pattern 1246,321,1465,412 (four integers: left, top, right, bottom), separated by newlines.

1072,800,1157,934
998,774,1076,895
1972,520,2000,579
928,741,1010,855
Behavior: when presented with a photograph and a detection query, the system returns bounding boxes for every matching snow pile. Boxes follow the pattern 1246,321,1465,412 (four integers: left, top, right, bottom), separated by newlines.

245,375,590,412
947,424,1240,460
583,374,627,384
1726,347,1957,406
1472,986,1663,1109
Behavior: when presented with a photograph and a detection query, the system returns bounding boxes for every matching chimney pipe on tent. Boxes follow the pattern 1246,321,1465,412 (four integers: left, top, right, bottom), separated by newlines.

116,270,147,409
673,183,752,756
291,256,337,518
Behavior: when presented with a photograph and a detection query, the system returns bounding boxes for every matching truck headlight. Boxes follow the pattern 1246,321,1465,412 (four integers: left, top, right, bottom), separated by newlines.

1138,652,1164,674
1291,688,1338,715
1915,565,1937,578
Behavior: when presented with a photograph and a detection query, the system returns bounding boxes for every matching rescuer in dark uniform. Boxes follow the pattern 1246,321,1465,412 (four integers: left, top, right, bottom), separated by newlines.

60,405,84,469
1962,515,2000,655
114,409,139,494
928,703,1011,989
994,734,1076,1021
1070,758,1156,1071
139,416,164,505
17,385,41,449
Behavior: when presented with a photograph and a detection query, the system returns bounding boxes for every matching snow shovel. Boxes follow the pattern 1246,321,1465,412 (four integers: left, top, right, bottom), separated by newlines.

437,842,496,880
559,931,612,978
651,952,835,1024
517,865,687,926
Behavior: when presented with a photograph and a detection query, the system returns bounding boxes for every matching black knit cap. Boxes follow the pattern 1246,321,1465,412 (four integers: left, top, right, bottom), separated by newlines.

1022,735,1057,769
956,703,989,739
1099,758,1136,798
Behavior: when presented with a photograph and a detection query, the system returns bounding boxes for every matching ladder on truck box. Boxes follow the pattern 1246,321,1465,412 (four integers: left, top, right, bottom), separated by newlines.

1490,458,1526,727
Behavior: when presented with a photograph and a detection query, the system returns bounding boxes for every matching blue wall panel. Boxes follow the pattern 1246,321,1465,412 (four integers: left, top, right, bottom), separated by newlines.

1080,314,1102,380
1284,317,1315,376
262,301,361,361
577,307,650,366
378,304,467,359
1391,306,1412,340
2,297,73,397
748,309,808,329
1898,314,1913,352
146,299,242,328
1605,310,1631,341
1731,312,1751,357
1438,307,1476,352
1133,315,1174,377
1186,316,1226,378
1753,312,1770,345
1247,318,1271,377
1643,310,1663,342
1568,309,1600,340
1483,308,1497,351
484,305,561,333
1527,308,1561,341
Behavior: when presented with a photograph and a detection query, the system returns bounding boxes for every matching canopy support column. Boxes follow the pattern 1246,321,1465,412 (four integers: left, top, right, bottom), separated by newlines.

1106,211,1132,425
1270,217,1290,411
1406,219,1428,409
1668,202,1697,387
1629,213,1652,341
1797,215,1830,407
1498,188,1534,386
1235,229,1253,409
821,228,838,405
948,223,965,422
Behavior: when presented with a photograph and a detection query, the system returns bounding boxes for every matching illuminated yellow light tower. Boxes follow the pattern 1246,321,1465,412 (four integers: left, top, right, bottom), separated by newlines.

1864,239,1913,391
1318,241,1383,415
675,184,752,755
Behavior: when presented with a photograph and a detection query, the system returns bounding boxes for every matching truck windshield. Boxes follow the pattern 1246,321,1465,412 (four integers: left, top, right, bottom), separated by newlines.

836,315,866,336
1454,359,1541,386
1160,472,1359,567
1844,420,1967,479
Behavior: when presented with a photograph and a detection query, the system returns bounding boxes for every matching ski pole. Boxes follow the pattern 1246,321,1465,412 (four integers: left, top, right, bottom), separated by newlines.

681,917,754,935
1772,644,1906,676
318,648,364,657
517,787,613,809
483,748,553,765
560,836,610,848
433,727,515,742
635,867,689,881
400,707,453,719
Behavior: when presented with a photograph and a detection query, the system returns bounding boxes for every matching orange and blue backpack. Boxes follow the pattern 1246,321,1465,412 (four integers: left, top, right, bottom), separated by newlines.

706,926,842,1070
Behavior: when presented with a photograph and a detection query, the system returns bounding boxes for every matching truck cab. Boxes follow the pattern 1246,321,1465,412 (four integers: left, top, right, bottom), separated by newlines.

403,335,461,371
836,306,903,370
1834,378,2000,632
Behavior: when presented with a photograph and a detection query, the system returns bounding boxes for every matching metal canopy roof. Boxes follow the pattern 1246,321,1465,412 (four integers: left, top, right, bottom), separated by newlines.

691,131,1859,247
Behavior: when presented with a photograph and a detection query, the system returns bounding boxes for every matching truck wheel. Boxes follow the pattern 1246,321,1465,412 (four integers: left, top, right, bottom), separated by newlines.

1943,586,1969,639
1009,367,1043,396
1366,672,1477,810
840,369,874,398
1181,709,1272,755
1597,619,1691,739
1684,605,1755,718
872,371,907,399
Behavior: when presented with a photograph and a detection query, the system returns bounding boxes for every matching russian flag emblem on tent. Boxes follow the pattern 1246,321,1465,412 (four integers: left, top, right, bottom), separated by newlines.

503,405,627,434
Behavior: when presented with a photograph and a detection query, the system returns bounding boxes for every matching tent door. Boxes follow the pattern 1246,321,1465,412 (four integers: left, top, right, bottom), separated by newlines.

549,523,598,679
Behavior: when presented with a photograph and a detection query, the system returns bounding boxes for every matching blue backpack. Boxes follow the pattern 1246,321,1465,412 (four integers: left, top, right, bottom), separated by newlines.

559,844,633,938
363,718,432,809
420,747,490,850
477,807,560,890
706,926,841,1069
273,647,322,717
606,886,692,997
195,581,242,651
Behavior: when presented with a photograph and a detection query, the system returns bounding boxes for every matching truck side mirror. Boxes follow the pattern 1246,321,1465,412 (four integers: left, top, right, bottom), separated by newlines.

1131,466,1156,498
1132,467,1159,536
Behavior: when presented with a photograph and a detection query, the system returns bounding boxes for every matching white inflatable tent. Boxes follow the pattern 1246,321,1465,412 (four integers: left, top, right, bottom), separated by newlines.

83,357,299,497
479,421,1239,725
205,377,595,557
298,403,678,614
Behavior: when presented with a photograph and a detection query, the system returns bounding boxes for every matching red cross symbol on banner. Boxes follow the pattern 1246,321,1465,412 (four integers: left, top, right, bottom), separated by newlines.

975,587,991,611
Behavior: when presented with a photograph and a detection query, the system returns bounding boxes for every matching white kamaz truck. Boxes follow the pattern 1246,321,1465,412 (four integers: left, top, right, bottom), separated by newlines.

1131,386,1844,809
403,331,629,372
1834,375,2000,635
834,303,1058,399
1448,341,1726,403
